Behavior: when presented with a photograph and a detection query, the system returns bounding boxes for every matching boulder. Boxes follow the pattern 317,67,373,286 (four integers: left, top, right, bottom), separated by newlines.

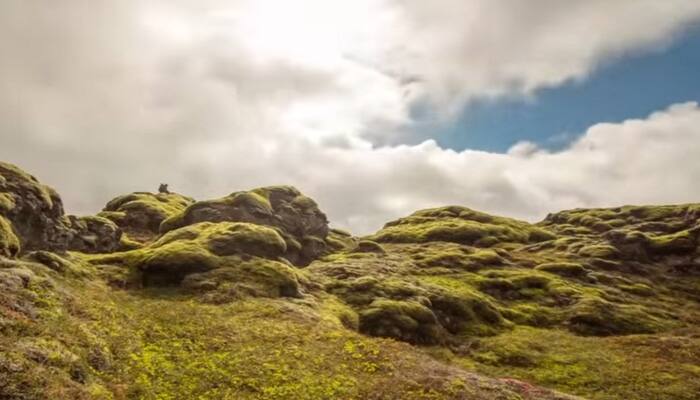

100,192,194,243
160,186,329,265
0,162,72,251
0,161,122,254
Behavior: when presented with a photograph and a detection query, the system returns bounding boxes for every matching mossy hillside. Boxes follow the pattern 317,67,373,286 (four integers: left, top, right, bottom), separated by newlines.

0,255,576,400
3,159,700,400
100,192,194,243
310,238,682,347
371,206,556,246
441,326,700,400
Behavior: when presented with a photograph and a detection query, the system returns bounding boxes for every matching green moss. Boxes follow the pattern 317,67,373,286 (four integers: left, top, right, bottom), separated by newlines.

577,244,620,259
415,249,473,270
535,262,588,277
229,191,273,213
646,230,697,254
350,240,385,254
359,299,442,344
319,296,360,330
91,222,290,291
500,304,558,327
371,206,555,246
0,192,16,213
101,192,194,241
618,283,655,297
461,326,700,400
467,249,504,265
420,276,504,335
567,297,667,336
0,161,56,209
182,258,303,301
0,215,20,257
325,228,357,252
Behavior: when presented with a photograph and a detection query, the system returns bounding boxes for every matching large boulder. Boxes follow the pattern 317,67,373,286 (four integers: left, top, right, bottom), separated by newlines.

0,161,122,254
92,221,303,299
160,186,329,265
65,215,122,254
0,162,73,252
99,192,194,243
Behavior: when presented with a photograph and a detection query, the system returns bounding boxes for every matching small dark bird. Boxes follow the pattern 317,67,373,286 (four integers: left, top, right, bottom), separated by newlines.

158,183,170,194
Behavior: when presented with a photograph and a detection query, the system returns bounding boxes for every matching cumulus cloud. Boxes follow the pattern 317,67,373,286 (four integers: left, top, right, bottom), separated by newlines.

1,0,699,234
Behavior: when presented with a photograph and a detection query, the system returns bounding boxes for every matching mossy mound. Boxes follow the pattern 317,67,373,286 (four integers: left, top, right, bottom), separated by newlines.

91,222,301,299
370,206,556,246
100,192,194,243
358,299,442,344
160,186,329,265
324,228,357,252
567,297,667,336
181,259,303,301
350,240,385,254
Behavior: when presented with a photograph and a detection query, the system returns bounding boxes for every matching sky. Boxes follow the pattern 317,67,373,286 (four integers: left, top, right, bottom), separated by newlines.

1,0,700,234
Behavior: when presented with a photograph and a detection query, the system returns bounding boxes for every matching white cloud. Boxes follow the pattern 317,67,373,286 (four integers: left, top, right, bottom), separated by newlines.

0,1,699,234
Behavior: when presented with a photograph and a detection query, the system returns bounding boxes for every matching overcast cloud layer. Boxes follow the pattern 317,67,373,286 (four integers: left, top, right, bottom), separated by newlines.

2,0,700,234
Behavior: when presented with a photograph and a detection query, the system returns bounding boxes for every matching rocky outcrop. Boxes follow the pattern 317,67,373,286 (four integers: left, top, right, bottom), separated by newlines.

0,162,121,254
160,186,329,265
0,162,72,252
99,192,194,243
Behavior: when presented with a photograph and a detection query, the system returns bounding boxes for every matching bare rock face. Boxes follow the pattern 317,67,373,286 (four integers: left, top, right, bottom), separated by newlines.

66,216,122,253
160,186,329,265
0,162,121,254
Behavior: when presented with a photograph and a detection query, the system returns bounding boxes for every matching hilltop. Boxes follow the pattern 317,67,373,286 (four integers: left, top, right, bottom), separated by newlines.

1,161,698,400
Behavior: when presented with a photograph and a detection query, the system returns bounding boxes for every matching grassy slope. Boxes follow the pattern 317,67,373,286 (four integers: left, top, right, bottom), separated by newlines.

0,257,575,400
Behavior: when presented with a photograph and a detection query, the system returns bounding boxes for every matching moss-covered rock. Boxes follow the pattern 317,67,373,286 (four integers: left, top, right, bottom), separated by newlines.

160,186,329,265
181,258,302,301
535,262,588,277
350,240,385,254
371,206,555,247
567,297,666,336
100,192,194,243
0,162,72,252
358,299,443,344
91,221,297,296
0,162,126,255
64,215,122,254
0,215,20,258
324,228,357,252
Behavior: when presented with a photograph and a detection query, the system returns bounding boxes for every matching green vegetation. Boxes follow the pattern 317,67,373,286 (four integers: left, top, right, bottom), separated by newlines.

445,326,700,400
0,215,20,257
370,206,556,246
3,161,700,400
100,192,195,242
535,262,588,277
